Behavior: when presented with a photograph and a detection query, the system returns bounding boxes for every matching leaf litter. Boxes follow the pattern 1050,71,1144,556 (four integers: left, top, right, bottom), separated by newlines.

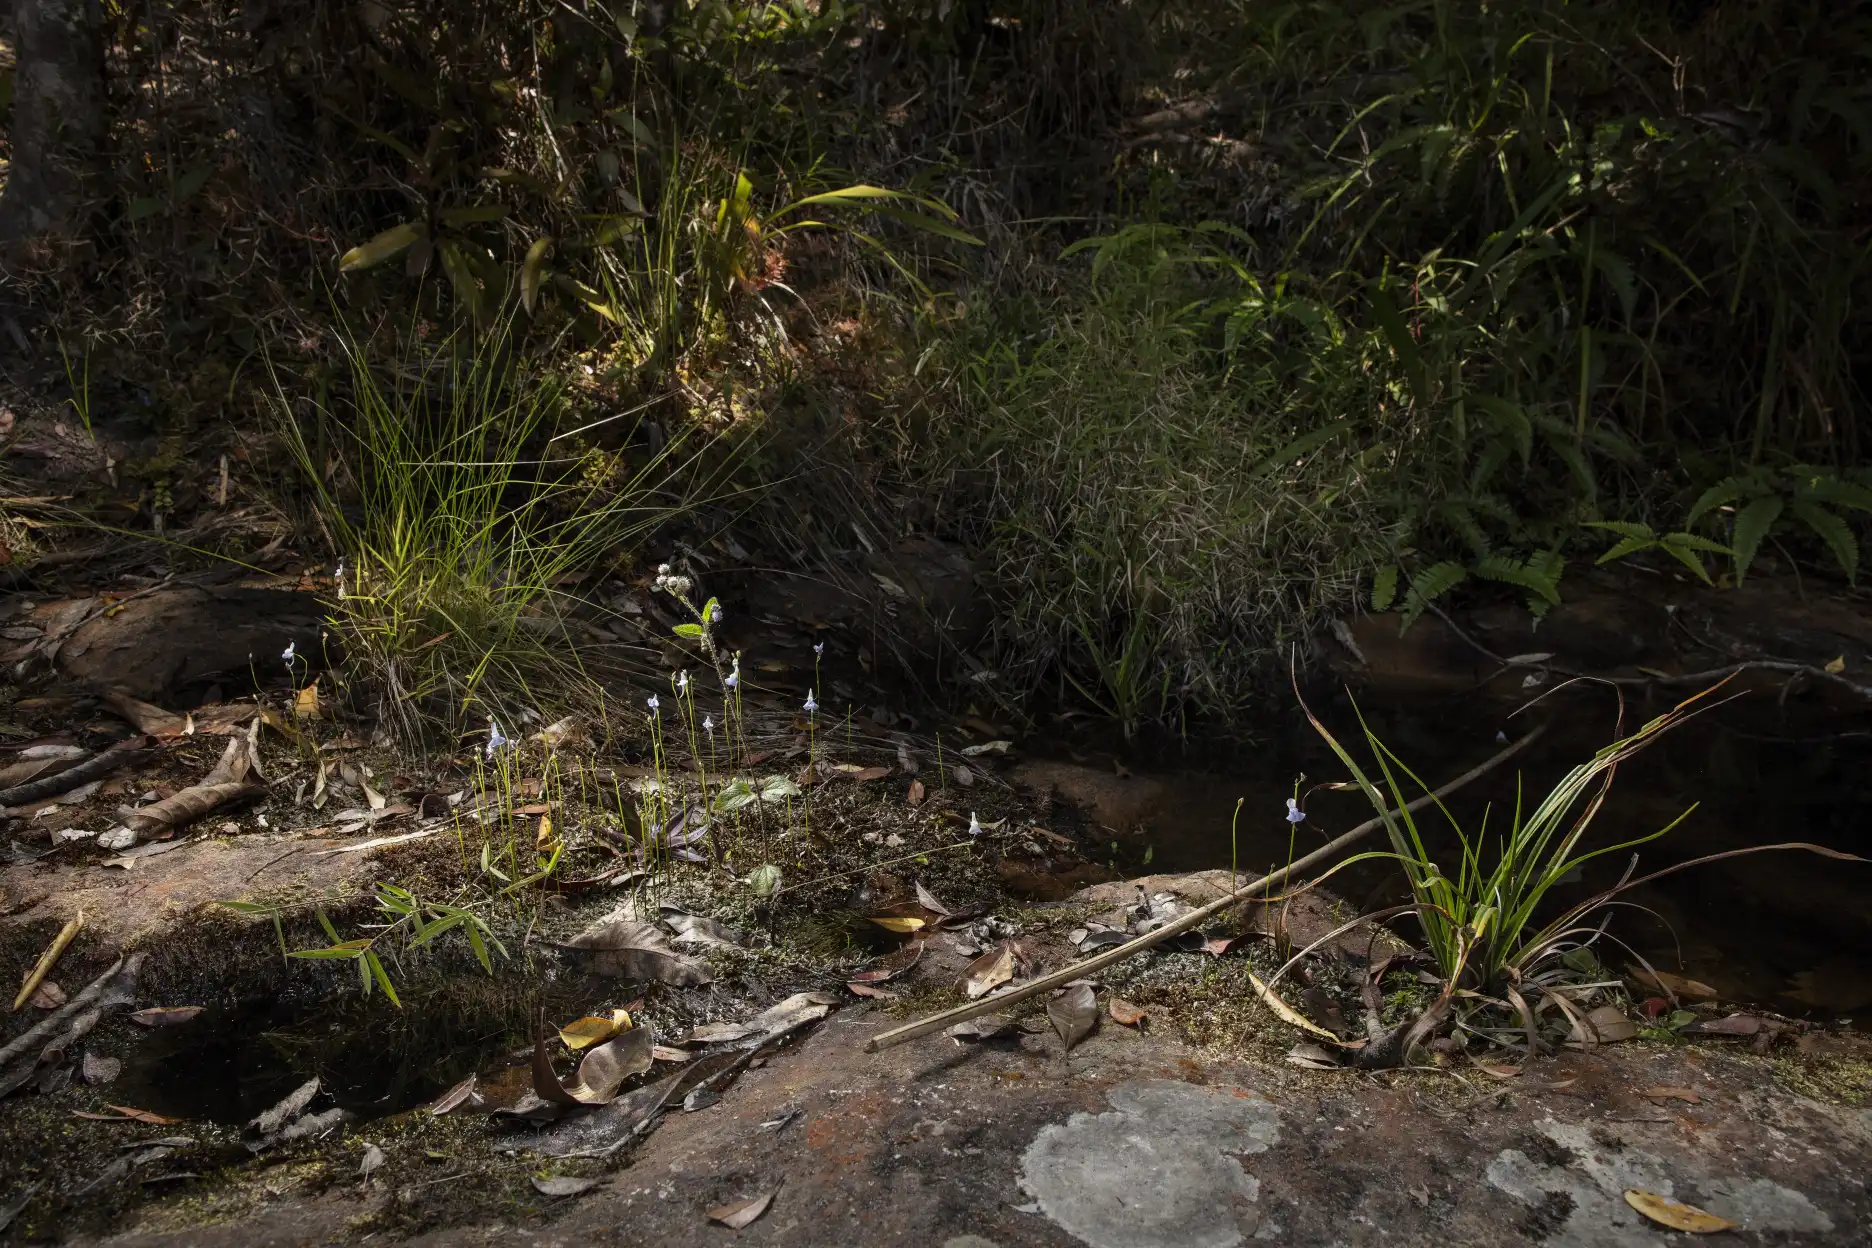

708,1187,778,1230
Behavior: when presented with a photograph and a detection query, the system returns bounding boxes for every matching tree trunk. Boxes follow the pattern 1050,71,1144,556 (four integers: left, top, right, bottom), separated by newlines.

0,0,107,248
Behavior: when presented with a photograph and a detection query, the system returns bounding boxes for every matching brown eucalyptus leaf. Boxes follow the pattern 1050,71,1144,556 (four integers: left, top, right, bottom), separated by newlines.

1567,1004,1640,1046
961,943,1015,1000
947,1015,1016,1042
708,1188,777,1230
128,1006,203,1027
848,940,924,984
562,916,713,987
428,1075,485,1116
1048,983,1098,1050
913,882,952,916
1629,967,1718,1000
686,992,836,1045
906,778,925,806
565,1028,653,1104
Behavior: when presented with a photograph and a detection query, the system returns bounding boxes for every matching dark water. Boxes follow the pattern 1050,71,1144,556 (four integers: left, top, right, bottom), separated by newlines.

106,996,523,1125
1043,683,1872,1021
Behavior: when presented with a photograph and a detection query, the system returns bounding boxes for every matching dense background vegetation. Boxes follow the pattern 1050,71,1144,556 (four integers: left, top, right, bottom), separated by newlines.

2,0,1868,732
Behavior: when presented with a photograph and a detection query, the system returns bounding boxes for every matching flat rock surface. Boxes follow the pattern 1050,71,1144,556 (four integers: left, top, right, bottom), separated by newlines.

85,1008,1872,1247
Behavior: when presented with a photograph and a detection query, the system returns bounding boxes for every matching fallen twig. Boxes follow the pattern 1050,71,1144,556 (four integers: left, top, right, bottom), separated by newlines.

0,952,145,1069
865,725,1548,1053
12,910,83,1012
0,737,150,808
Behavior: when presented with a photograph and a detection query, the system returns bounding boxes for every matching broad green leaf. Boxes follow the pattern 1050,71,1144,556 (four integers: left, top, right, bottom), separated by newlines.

521,236,553,314
438,242,487,319
672,622,704,639
339,222,427,273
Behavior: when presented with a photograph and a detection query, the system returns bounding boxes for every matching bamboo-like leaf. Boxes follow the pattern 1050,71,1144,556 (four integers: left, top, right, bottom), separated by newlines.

521,236,554,314
438,242,487,319
364,951,402,1008
339,222,428,273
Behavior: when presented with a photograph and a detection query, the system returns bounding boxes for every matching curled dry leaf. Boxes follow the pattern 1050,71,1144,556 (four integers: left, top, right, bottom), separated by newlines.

562,915,713,987
27,981,67,1009
665,913,742,948
81,1052,121,1086
1682,1013,1766,1037
946,1016,1016,1043
1566,1004,1639,1047
1475,1063,1523,1079
961,943,1015,1000
868,915,926,934
564,1028,654,1104
905,778,925,806
559,1009,633,1051
848,940,924,985
650,1045,693,1063
428,1075,486,1115
533,1174,598,1198
128,1006,204,1028
687,993,836,1045
1285,1043,1341,1071
250,1078,321,1136
853,766,891,782
846,982,898,1000
1623,1190,1736,1233
913,882,952,916
1048,983,1098,1051
73,1105,182,1125
708,1188,777,1230
1629,967,1718,1000
1107,997,1148,1027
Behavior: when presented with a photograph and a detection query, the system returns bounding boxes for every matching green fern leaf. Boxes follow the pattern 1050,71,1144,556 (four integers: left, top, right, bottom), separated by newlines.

1797,474,1872,515
1728,496,1784,582
1789,500,1858,582
1656,534,1717,584
1371,565,1400,612
1473,553,1562,605
1468,395,1533,467
1595,534,1656,565
1685,476,1749,527
1399,562,1467,635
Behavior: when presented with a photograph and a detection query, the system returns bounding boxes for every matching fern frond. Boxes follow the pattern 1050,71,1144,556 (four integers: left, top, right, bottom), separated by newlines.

1400,562,1467,635
1789,500,1858,583
1729,495,1784,583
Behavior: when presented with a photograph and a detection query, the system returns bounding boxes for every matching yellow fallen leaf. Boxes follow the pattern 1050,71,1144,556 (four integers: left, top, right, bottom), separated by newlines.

559,1008,632,1051
1247,971,1342,1043
1825,655,1846,674
293,681,320,718
535,812,556,850
1624,1190,1736,1233
868,916,926,933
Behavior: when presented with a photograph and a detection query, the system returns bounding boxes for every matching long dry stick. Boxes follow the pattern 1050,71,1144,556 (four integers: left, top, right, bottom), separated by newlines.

866,725,1548,1053
12,910,82,1012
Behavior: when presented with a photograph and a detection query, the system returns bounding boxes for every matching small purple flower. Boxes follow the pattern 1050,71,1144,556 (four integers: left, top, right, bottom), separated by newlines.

281,640,296,665
813,641,825,657
703,714,715,739
676,670,690,696
647,694,661,714
486,720,509,757
803,690,818,715
968,811,983,836
1285,797,1306,825
709,603,723,624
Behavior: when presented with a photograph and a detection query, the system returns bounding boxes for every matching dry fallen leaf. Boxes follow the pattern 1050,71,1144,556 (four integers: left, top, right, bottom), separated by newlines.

563,1028,653,1104
868,915,927,934
1048,983,1098,1050
1629,967,1718,1000
1285,1043,1341,1071
1683,1012,1766,1036
708,1188,777,1230
27,980,66,1009
1566,1003,1639,1046
913,881,952,916
558,1009,633,1051
428,1075,485,1116
1108,997,1148,1027
650,1045,693,1063
533,1175,598,1198
687,992,836,1044
947,1016,1016,1042
905,778,925,806
561,915,713,987
846,982,898,1000
853,766,891,782
1623,1190,1736,1233
293,681,320,719
951,763,974,787
128,1006,204,1028
1247,972,1341,1042
73,1105,182,1125
81,1052,121,1086
1475,1063,1524,1079
848,940,924,985
1824,655,1846,674
1639,1085,1702,1104
961,943,1015,1000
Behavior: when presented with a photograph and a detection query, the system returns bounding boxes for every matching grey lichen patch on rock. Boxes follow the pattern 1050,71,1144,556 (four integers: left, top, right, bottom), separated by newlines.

1019,1079,1279,1248
1487,1119,1836,1246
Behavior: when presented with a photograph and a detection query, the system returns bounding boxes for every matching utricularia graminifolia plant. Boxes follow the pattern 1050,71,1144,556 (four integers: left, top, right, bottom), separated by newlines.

651,562,745,766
